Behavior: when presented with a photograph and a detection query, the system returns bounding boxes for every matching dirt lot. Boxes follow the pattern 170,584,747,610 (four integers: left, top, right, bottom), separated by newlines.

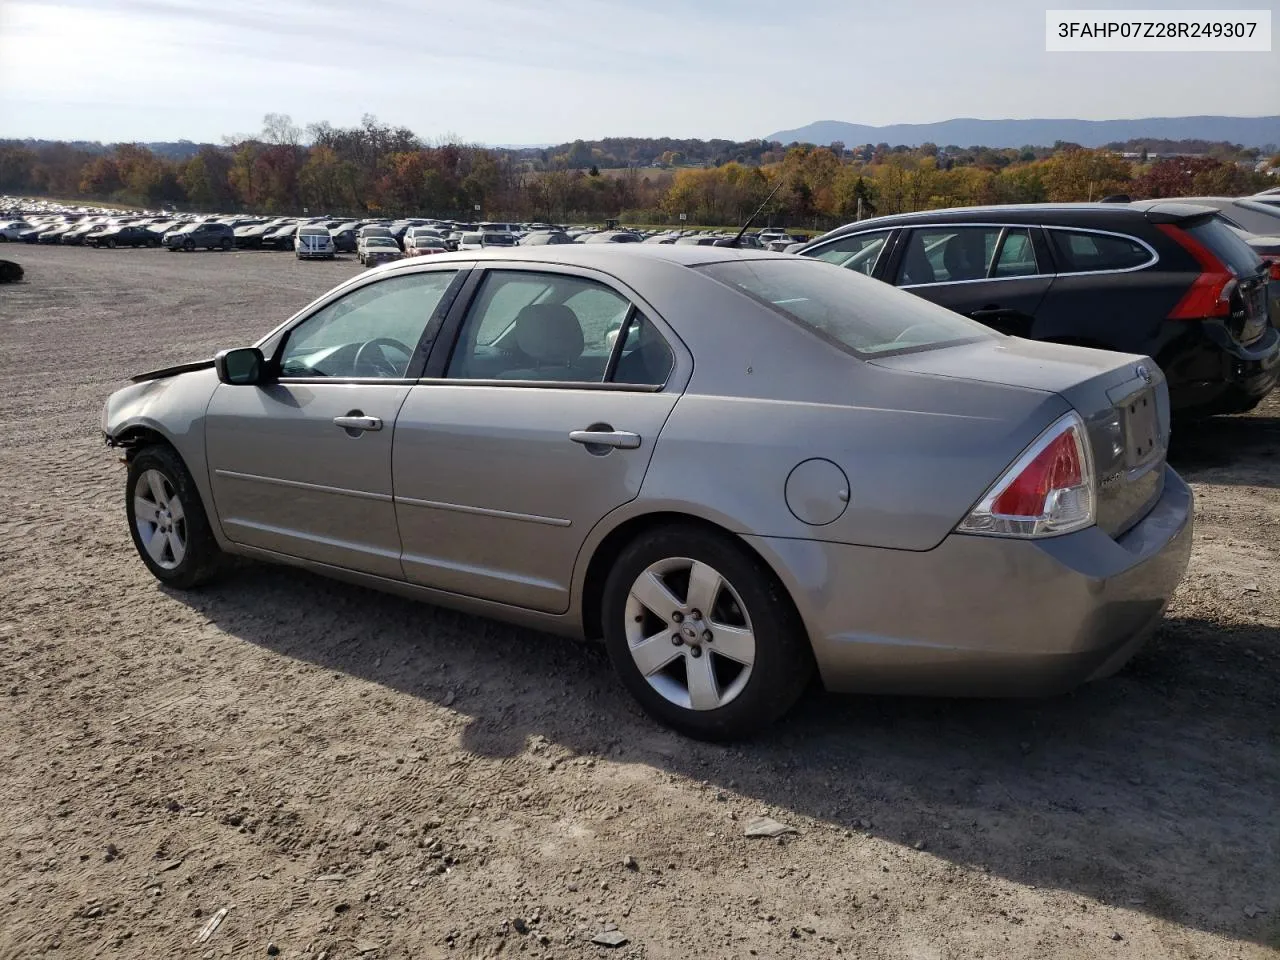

1,245,1277,960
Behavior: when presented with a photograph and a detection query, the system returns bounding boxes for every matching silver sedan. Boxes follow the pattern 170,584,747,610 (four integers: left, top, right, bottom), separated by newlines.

102,246,1193,739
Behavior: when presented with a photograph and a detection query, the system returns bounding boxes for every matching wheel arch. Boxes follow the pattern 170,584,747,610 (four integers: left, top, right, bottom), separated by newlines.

578,509,804,644
112,423,180,461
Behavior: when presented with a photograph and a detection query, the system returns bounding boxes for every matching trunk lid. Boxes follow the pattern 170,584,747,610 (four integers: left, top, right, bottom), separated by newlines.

870,337,1169,538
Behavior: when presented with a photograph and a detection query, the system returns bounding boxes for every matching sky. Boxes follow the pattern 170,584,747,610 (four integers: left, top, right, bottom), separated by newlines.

0,0,1276,144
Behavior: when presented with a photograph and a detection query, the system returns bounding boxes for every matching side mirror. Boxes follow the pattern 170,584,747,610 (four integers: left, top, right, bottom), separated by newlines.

214,346,266,385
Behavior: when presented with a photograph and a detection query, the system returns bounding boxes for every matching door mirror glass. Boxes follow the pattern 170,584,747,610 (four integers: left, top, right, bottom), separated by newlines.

215,346,265,385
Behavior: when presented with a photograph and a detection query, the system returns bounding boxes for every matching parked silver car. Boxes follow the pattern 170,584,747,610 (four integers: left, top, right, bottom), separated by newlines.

101,246,1193,739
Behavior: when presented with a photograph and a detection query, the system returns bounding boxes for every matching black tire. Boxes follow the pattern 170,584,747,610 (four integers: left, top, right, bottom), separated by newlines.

106,238,117,249
220,238,232,251
601,523,813,740
125,445,227,589
182,239,194,252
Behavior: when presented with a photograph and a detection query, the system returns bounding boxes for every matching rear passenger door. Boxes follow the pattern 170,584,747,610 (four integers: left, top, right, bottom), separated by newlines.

887,224,1053,338
391,265,690,614
1034,227,1164,351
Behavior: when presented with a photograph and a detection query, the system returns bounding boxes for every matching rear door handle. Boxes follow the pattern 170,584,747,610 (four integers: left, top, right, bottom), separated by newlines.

333,414,383,432
569,429,641,449
969,306,1020,319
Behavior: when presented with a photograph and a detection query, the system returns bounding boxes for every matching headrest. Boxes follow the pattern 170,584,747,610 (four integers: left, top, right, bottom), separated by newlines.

513,304,584,364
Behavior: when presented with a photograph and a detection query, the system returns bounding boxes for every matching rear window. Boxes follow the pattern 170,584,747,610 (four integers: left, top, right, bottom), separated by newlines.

1047,229,1151,273
1184,216,1264,277
299,227,328,236
698,258,996,357
481,233,516,246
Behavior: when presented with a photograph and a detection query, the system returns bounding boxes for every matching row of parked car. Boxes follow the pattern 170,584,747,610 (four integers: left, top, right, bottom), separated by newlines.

0,205,811,260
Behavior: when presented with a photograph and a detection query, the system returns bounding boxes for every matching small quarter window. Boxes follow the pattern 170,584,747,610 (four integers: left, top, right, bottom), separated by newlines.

1048,230,1151,273
610,313,674,386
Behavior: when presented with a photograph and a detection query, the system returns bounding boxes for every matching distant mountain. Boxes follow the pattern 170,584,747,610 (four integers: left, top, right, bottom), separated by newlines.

766,116,1280,150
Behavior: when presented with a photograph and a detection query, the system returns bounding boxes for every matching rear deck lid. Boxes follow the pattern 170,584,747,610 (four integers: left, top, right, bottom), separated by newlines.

870,337,1168,538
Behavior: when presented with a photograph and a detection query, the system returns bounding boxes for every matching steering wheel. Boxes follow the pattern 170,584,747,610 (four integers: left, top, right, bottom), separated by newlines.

353,337,412,377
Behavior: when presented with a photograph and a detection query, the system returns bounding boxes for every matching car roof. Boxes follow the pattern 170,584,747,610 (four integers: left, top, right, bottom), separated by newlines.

816,201,1220,240
374,243,791,275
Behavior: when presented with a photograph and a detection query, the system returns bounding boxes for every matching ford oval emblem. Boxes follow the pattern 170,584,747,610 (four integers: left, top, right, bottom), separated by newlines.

1136,364,1152,384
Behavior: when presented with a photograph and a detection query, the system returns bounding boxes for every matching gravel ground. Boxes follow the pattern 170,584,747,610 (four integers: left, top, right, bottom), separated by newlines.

1,245,1277,960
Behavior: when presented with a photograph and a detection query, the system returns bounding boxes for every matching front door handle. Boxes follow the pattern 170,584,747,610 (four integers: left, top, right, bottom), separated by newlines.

569,429,641,450
333,414,383,432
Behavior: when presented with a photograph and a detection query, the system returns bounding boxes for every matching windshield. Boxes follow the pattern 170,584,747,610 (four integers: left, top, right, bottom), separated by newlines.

299,227,328,236
698,258,995,357
366,238,397,247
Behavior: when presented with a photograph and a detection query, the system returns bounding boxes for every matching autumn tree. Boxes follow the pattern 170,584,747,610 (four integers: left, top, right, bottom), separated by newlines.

1039,148,1132,201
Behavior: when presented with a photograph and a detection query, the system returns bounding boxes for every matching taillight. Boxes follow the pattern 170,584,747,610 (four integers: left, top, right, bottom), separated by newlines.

1156,223,1235,319
1261,254,1280,282
957,412,1096,538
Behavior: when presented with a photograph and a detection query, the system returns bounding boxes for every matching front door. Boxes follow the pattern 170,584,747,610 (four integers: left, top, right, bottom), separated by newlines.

205,267,465,578
889,225,1053,338
392,266,686,613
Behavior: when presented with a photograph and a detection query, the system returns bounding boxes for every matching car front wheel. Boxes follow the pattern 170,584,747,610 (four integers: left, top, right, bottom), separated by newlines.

125,445,226,589
601,524,813,740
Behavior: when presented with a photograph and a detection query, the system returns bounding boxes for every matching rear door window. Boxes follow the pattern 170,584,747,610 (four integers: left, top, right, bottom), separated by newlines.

895,226,1004,285
1047,230,1152,273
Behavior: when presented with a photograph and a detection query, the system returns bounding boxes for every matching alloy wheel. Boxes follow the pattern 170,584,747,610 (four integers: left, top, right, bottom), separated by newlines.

133,469,187,570
624,557,756,711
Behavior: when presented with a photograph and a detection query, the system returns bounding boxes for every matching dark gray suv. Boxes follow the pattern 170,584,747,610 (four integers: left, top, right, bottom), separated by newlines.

163,222,234,252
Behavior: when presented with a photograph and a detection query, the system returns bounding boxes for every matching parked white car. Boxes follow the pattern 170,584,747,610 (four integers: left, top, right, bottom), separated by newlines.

295,226,336,260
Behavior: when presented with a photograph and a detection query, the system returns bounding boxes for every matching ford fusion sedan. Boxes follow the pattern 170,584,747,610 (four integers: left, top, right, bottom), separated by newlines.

101,246,1192,740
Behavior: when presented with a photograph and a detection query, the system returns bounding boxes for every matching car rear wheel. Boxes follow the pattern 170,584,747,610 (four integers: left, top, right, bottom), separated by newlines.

601,524,813,740
125,445,226,589
220,238,232,251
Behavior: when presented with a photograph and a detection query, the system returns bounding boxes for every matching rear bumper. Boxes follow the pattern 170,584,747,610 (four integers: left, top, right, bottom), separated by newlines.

1163,322,1279,415
746,466,1194,697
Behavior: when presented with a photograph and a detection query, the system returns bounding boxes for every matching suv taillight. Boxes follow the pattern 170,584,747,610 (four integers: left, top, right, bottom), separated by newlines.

957,412,1096,538
1156,222,1236,319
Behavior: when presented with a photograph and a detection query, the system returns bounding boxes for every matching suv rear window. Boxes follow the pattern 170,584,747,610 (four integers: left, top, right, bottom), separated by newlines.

1047,229,1151,273
698,258,995,357
1184,215,1264,277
